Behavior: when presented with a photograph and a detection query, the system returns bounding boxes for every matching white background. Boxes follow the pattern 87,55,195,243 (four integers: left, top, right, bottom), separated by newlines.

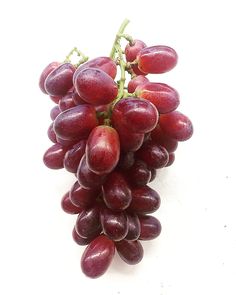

0,0,235,294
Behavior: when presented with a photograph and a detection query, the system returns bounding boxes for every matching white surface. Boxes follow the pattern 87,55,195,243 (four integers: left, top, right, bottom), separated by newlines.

0,0,235,294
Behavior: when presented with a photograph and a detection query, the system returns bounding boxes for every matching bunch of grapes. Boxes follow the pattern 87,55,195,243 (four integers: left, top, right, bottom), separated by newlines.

39,19,193,278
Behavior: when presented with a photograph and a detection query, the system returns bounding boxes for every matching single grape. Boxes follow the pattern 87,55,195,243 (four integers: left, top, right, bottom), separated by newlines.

136,141,169,169
138,215,162,240
136,82,180,114
117,152,135,170
43,143,69,169
131,64,147,76
77,155,107,189
81,235,115,278
127,75,149,93
75,206,101,239
54,105,98,141
86,125,120,175
125,39,147,62
100,207,128,241
50,95,62,104
126,159,151,187
159,111,193,141
129,185,161,214
112,98,158,134
47,122,57,143
59,92,76,111
125,213,141,241
64,140,86,173
50,105,61,120
102,171,132,211
137,45,178,74
39,61,60,94
72,91,86,105
116,240,143,265
74,68,118,105
151,125,178,153
72,227,94,246
61,192,83,214
70,181,100,208
165,153,175,167
74,56,117,80
44,63,75,96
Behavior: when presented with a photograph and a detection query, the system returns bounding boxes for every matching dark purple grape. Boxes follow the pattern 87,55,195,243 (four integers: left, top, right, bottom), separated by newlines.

54,105,98,140
138,215,162,240
39,61,60,94
159,111,193,141
75,206,101,239
151,125,178,153
72,227,94,246
70,181,99,208
74,68,118,105
44,63,75,96
149,168,157,182
77,155,107,189
43,143,69,169
116,240,143,265
50,105,61,120
59,92,76,111
126,160,151,187
165,153,175,167
117,152,135,170
81,235,115,278
129,186,161,214
136,141,169,169
125,213,141,241
50,95,62,104
47,123,57,143
63,140,86,173
86,125,120,175
61,192,83,214
100,207,128,241
102,171,132,211
112,98,158,133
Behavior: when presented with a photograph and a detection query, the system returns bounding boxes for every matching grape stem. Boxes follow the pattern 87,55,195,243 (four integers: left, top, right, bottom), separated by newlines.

64,47,88,67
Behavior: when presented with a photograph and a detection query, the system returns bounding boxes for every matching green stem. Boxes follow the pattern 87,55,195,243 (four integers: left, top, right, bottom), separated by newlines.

110,19,130,59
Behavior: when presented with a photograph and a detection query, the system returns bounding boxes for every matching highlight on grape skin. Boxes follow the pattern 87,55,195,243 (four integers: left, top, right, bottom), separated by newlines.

39,19,193,278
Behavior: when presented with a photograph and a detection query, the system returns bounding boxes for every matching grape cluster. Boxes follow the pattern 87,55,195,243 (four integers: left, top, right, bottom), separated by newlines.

40,20,193,279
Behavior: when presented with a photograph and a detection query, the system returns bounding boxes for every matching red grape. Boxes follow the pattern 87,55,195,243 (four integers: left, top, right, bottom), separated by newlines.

159,111,193,141
136,141,169,169
39,61,60,94
45,63,75,96
74,56,117,80
77,155,107,189
72,91,86,105
61,192,83,214
54,105,98,141
126,160,151,187
165,153,175,167
72,227,94,246
116,240,143,265
138,215,162,240
100,207,128,241
74,68,118,105
63,140,86,173
102,171,132,211
127,75,149,93
50,95,62,104
151,125,178,153
129,185,161,214
125,213,141,241
50,105,60,120
43,143,69,169
149,168,157,182
137,45,178,74
70,181,99,208
81,235,115,278
117,152,135,170
136,82,180,114
75,206,101,239
59,92,76,111
86,125,120,175
125,39,146,62
112,98,158,133
47,123,57,143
